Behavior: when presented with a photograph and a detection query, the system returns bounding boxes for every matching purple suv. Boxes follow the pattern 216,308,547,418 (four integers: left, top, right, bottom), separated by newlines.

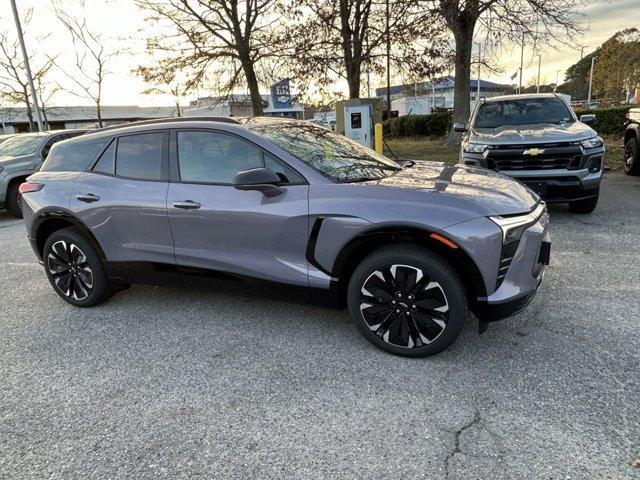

20,118,551,357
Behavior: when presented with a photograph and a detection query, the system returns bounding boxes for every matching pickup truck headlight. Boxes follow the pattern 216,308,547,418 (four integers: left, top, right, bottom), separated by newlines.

490,203,546,245
464,143,489,154
580,136,603,149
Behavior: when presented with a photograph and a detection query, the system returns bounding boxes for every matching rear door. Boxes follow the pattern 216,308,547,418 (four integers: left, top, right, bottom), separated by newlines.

71,131,177,283
166,129,310,288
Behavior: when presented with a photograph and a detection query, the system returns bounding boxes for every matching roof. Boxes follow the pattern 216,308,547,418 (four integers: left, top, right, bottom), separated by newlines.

375,75,510,96
0,105,177,123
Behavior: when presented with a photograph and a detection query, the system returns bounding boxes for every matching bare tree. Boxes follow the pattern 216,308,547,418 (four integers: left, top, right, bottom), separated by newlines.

137,0,286,116
136,65,185,117
282,0,449,100
52,0,122,127
0,11,54,131
426,0,582,144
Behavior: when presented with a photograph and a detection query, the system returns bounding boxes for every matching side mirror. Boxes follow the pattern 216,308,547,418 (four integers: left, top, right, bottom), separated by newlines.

233,167,283,197
580,114,595,125
453,123,468,133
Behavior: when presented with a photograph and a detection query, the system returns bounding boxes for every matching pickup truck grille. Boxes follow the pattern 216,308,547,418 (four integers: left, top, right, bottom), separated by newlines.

485,142,582,171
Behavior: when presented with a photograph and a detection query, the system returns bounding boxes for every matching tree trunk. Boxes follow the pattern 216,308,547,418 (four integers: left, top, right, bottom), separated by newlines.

446,22,475,145
96,104,103,128
347,64,361,99
241,58,264,116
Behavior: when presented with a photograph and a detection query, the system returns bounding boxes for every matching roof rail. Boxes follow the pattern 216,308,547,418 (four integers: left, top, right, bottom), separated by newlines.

97,116,242,133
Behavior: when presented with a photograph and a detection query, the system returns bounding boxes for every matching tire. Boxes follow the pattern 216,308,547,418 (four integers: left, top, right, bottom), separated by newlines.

5,183,22,218
624,137,640,175
347,244,467,357
568,193,599,214
43,227,112,307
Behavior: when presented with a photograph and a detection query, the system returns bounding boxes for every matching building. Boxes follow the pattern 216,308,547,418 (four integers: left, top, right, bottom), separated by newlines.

183,93,305,119
0,105,177,134
375,75,510,116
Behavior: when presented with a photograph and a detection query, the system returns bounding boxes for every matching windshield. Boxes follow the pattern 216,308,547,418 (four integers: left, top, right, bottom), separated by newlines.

246,121,401,182
0,135,44,157
474,98,575,128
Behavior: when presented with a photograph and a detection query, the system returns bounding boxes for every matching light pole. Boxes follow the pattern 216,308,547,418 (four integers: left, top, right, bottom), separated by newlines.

555,69,561,92
9,0,43,132
518,32,525,94
474,42,481,102
536,54,541,93
580,45,588,60
587,56,596,105
385,0,391,116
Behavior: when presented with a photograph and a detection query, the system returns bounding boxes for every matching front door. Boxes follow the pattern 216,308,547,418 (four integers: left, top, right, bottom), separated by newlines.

166,129,310,288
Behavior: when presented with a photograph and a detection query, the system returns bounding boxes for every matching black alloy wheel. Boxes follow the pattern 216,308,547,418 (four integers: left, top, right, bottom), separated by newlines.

624,137,640,175
348,245,467,357
43,227,112,307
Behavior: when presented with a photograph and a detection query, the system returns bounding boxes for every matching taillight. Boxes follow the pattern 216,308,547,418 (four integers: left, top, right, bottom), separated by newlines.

18,182,44,195
17,182,43,207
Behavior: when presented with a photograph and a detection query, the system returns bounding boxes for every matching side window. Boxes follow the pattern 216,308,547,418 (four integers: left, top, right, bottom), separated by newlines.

116,132,163,180
39,141,107,172
264,154,305,184
41,138,57,158
92,139,116,174
177,131,263,183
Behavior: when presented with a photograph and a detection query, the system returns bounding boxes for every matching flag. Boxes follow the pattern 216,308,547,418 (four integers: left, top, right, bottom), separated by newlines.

510,71,518,81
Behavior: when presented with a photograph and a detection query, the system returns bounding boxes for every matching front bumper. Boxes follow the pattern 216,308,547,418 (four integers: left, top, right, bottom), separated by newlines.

475,210,551,322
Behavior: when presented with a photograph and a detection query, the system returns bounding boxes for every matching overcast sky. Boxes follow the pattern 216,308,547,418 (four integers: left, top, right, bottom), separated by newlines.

0,0,635,107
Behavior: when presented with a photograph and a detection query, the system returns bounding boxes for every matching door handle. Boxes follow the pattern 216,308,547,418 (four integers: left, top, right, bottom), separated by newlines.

76,193,99,203
172,200,201,210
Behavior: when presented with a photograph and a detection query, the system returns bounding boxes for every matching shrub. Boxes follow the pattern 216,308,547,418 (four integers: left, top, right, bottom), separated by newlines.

383,112,452,138
573,106,631,135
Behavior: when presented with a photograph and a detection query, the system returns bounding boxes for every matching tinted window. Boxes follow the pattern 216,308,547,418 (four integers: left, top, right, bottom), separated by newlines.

177,131,263,183
116,132,163,180
474,98,574,128
92,139,116,174
40,141,107,172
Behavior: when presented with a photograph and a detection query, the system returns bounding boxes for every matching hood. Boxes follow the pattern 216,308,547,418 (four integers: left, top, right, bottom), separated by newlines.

472,121,596,145
359,162,539,216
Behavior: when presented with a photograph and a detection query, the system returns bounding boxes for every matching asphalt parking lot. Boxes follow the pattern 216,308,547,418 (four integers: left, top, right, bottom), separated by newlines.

1,172,639,479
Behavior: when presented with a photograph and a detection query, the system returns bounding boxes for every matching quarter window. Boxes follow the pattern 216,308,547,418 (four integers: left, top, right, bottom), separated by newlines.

115,132,163,180
92,139,116,174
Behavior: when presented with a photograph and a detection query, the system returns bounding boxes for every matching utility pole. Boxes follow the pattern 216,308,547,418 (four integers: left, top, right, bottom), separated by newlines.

475,42,481,102
385,0,391,116
587,56,596,104
536,54,541,94
580,45,588,60
555,69,560,92
9,0,43,132
518,32,525,94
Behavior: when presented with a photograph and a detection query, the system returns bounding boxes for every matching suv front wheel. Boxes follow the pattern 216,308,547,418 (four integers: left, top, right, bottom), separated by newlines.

347,244,467,357
43,227,112,307
624,137,639,175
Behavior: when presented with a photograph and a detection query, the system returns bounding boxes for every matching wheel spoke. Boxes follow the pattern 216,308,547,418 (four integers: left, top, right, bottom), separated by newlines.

360,303,395,330
374,310,403,339
412,311,447,342
52,241,70,263
405,314,425,348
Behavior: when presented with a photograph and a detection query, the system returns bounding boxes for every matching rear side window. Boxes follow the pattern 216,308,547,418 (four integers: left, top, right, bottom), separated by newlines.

40,141,107,172
115,133,163,180
92,139,116,174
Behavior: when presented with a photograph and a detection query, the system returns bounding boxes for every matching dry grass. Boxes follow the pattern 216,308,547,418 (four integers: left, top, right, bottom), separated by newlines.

384,135,625,171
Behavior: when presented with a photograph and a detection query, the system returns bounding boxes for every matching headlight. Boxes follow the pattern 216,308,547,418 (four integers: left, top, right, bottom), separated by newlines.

490,202,546,245
464,143,489,153
580,136,603,149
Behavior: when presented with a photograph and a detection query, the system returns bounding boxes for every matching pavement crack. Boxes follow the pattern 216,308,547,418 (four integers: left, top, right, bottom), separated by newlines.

444,405,481,479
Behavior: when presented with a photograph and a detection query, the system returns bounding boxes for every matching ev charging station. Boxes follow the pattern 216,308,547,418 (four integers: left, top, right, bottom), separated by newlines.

336,99,383,151
344,104,373,148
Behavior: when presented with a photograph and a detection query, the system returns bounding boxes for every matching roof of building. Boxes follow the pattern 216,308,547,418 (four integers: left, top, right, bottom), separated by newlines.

375,75,511,96
0,105,177,124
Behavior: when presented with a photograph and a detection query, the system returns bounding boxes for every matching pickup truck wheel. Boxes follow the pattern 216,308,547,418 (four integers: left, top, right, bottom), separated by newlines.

5,183,23,218
568,193,599,214
624,137,640,175
347,244,467,357
43,227,112,307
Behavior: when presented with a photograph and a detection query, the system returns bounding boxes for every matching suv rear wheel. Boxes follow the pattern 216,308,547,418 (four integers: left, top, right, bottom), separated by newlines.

43,227,112,307
624,137,640,175
347,244,467,357
6,182,22,218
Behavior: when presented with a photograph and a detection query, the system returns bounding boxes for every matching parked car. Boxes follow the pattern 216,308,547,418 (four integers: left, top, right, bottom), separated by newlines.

0,134,17,145
0,130,87,218
20,118,551,357
623,107,640,175
456,93,605,214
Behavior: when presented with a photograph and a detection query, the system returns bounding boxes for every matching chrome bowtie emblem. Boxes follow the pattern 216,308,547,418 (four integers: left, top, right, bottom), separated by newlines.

523,148,545,156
